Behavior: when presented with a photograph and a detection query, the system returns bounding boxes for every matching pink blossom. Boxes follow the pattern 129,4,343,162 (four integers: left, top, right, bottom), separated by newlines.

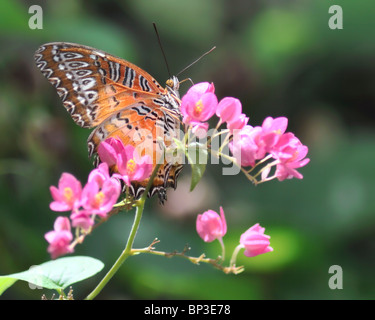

272,133,310,181
180,83,218,124
44,216,73,259
262,116,288,136
88,162,111,186
227,113,249,131
81,178,121,217
258,117,288,154
216,97,242,124
98,138,153,187
229,125,263,167
70,210,94,230
186,82,215,95
97,137,125,167
49,173,82,212
271,132,302,160
116,145,153,186
240,223,273,257
196,207,227,242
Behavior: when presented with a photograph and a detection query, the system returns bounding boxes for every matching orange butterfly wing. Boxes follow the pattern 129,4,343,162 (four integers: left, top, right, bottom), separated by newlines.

34,42,183,202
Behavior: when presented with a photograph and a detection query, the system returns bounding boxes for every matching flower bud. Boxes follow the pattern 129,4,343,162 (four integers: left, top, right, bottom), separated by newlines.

216,97,242,123
196,207,227,242
240,223,273,257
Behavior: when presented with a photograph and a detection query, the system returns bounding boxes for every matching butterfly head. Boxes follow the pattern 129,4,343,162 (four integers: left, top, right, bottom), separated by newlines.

165,76,180,99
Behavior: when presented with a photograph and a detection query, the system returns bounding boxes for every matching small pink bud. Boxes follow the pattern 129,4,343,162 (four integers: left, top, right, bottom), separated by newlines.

240,223,273,257
216,97,242,124
196,207,227,242
186,82,215,95
227,113,249,131
97,137,126,167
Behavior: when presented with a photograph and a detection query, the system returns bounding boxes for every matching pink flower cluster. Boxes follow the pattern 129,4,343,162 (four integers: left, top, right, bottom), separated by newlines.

45,138,152,259
97,137,153,187
49,164,121,230
196,207,273,259
46,163,121,258
181,82,249,134
229,117,310,181
180,82,309,181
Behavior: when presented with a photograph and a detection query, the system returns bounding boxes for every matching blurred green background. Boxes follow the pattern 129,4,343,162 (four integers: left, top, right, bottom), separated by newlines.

1,0,374,299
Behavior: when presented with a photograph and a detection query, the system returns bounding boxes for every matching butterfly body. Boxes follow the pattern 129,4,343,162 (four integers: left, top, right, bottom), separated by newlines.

35,42,183,202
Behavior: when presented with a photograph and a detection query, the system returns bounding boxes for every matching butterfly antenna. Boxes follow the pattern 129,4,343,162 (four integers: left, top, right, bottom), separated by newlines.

176,46,216,77
153,22,172,78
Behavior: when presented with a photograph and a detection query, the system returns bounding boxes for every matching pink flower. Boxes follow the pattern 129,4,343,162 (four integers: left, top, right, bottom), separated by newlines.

98,138,153,187
97,137,126,167
272,133,310,181
196,207,227,242
49,173,82,212
81,178,121,217
181,82,218,124
115,145,153,186
186,82,215,95
70,210,94,230
240,223,273,257
262,116,288,137
88,162,111,186
229,125,263,167
258,117,288,155
216,97,242,124
44,216,73,259
227,113,249,131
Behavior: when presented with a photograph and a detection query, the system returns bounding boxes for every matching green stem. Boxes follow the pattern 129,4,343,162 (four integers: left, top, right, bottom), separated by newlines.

85,201,145,300
230,244,244,267
217,237,225,262
85,163,161,300
57,288,67,299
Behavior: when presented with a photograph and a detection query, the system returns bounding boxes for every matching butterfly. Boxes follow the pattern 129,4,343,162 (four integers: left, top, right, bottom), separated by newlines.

34,42,184,203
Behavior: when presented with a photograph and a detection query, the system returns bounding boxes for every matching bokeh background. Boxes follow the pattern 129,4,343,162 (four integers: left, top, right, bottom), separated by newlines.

1,0,374,299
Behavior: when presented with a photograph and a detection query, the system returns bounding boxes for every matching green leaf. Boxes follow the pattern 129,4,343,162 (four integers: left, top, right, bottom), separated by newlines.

0,256,104,295
187,142,208,191
0,277,17,296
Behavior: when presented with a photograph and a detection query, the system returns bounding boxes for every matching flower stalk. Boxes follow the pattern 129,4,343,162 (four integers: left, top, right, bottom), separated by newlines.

131,238,243,275
85,163,161,300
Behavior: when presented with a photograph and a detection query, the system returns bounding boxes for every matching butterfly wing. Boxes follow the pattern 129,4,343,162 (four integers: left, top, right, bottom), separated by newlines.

88,102,183,199
34,42,183,202
34,42,168,128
